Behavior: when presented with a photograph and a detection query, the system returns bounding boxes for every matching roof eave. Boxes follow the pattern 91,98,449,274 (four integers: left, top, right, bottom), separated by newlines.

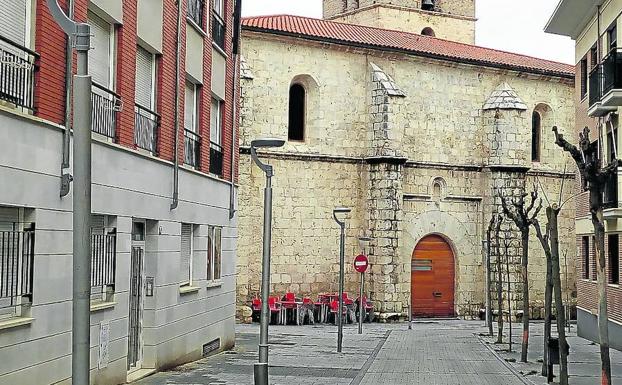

242,26,574,80
545,0,601,39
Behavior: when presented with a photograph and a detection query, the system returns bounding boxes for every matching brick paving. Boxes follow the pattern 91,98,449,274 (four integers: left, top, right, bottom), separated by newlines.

136,320,620,385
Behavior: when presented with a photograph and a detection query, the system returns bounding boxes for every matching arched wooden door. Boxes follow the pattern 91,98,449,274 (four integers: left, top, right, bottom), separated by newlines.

411,235,455,317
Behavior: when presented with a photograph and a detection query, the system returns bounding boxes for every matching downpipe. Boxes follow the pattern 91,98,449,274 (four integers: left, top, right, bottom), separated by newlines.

229,0,243,220
170,0,182,210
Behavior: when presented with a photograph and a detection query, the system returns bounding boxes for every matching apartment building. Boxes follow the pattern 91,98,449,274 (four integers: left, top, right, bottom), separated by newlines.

0,0,240,384
547,0,622,350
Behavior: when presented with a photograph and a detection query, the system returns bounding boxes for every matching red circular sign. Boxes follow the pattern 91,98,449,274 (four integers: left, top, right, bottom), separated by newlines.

354,254,369,273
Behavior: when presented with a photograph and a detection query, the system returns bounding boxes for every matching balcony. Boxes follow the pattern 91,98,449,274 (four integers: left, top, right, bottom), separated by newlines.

210,142,223,176
0,226,35,312
188,0,205,29
212,13,226,51
588,64,617,117
91,83,121,140
602,48,622,107
134,104,159,154
184,129,201,168
603,170,622,219
0,35,39,111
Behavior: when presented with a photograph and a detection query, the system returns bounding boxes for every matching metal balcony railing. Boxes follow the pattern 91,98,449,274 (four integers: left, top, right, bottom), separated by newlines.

603,48,622,95
0,226,35,309
0,35,39,111
91,232,116,289
184,129,201,168
604,171,619,209
210,142,223,176
91,83,120,139
212,12,226,51
134,104,159,154
188,0,205,29
589,65,603,108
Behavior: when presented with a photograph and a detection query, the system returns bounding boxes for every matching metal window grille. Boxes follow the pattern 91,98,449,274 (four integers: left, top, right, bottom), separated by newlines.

0,35,38,111
134,104,160,154
184,129,201,168
0,225,35,310
209,142,223,176
91,230,116,289
92,83,121,139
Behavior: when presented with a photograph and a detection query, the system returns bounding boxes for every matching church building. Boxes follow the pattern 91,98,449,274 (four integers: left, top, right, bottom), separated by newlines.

236,0,577,318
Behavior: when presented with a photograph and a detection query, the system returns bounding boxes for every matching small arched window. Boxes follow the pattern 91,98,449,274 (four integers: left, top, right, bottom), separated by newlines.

288,83,306,141
531,110,541,162
421,27,436,37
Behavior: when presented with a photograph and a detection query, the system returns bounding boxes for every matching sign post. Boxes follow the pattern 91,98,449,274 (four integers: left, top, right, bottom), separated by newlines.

354,254,369,335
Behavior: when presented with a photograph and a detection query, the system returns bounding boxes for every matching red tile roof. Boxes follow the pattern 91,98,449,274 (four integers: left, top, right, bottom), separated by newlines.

242,14,575,78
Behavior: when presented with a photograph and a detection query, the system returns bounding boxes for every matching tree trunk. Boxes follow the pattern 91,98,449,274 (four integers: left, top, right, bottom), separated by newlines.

487,226,494,336
590,190,612,385
521,231,530,362
506,241,512,352
550,206,568,385
496,231,504,344
541,242,553,377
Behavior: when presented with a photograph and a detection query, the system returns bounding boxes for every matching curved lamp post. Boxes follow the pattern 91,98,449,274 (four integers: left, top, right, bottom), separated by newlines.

251,138,285,385
333,207,351,353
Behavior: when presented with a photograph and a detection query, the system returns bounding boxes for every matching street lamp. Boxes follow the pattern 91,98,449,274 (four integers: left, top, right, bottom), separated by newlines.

333,207,351,353
251,138,285,385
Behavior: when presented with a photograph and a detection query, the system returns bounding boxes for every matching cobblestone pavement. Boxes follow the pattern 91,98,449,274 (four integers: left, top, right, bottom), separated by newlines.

483,322,622,385
135,320,581,385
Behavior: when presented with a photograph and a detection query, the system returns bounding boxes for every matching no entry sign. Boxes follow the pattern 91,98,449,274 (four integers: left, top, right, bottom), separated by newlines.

354,254,369,273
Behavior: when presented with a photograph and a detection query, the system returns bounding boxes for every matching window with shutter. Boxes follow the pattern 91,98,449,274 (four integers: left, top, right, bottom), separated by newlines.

184,82,197,132
210,98,222,145
88,11,113,88
135,46,154,109
214,227,222,280
0,0,27,47
180,224,193,285
213,0,224,17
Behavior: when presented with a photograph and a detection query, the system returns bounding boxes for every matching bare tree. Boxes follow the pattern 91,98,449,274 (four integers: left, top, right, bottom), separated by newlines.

554,126,612,385
501,191,542,362
494,214,504,344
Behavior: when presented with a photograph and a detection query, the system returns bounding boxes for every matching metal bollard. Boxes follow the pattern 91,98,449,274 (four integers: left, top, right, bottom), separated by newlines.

254,362,269,385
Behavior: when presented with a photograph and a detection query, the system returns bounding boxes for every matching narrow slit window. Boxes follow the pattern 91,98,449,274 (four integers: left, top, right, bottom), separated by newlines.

583,236,590,279
609,234,620,284
288,83,306,141
531,111,541,162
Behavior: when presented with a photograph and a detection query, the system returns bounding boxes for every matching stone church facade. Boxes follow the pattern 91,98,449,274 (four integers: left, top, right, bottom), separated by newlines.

237,0,578,318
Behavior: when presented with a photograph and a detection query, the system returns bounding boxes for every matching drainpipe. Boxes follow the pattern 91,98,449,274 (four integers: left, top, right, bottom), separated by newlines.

170,0,182,210
60,0,74,198
229,0,242,219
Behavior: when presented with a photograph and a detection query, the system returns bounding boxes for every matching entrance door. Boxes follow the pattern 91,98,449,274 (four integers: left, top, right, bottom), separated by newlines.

411,235,455,317
128,221,145,372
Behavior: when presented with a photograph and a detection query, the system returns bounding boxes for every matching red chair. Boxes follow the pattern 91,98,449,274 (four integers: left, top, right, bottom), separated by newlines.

328,300,348,324
250,298,261,322
342,292,354,306
268,296,282,324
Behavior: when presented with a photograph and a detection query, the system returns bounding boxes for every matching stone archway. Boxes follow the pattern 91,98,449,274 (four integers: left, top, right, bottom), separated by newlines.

401,210,478,316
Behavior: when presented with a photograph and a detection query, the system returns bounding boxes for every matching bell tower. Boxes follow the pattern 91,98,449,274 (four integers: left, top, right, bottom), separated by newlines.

322,0,476,45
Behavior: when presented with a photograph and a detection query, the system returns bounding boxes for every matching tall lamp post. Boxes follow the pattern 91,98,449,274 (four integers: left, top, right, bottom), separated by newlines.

251,138,285,385
333,207,351,353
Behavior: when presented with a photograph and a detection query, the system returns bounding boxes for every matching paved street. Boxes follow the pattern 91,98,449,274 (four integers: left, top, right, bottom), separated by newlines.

136,320,531,385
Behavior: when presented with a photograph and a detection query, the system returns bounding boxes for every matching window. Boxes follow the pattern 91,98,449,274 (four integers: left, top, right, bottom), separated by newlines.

580,57,588,100
210,98,224,176
592,236,598,281
184,81,199,133
590,46,598,69
421,0,435,11
609,234,620,284
180,223,194,286
288,83,306,141
91,215,117,302
213,0,224,17
0,0,29,47
88,11,114,89
421,27,435,37
135,46,155,109
0,206,34,319
207,226,222,281
184,81,201,167
609,24,617,52
188,0,205,29
531,111,541,162
582,236,590,279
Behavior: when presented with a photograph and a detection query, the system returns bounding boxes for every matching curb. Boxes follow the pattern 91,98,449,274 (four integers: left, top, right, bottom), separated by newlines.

475,334,538,385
